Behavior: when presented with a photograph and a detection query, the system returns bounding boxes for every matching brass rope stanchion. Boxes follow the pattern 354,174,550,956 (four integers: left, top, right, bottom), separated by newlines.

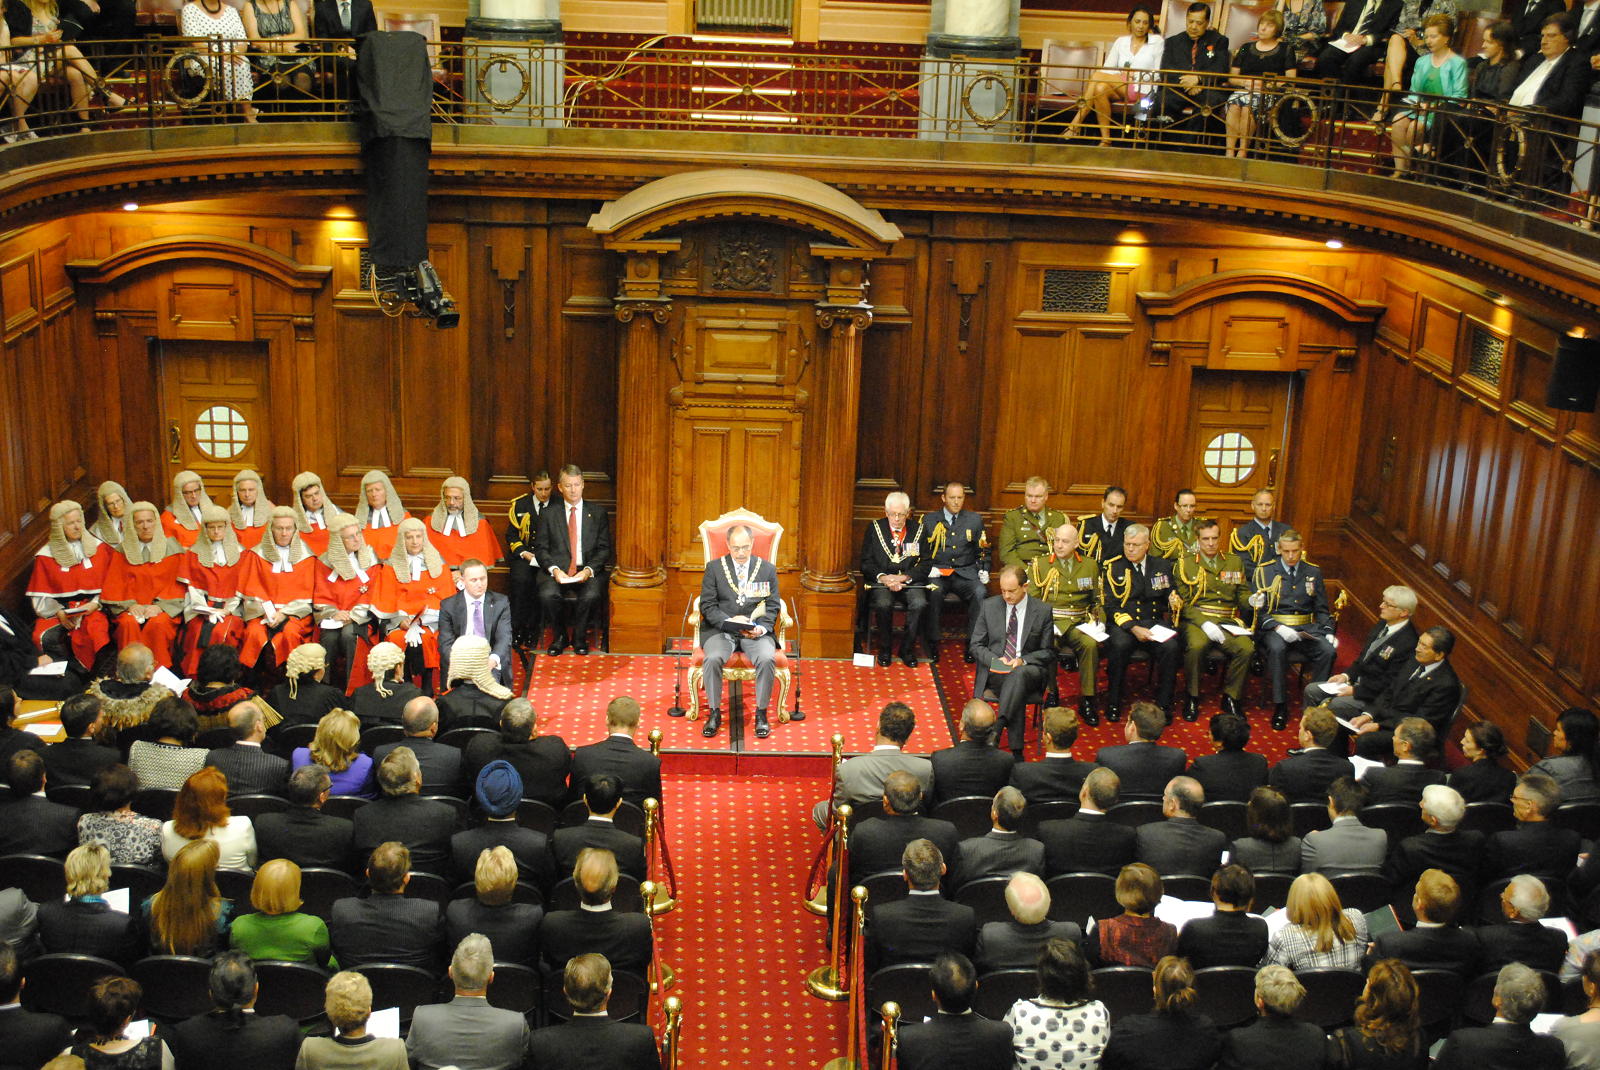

642,797,677,914
804,732,849,916
805,804,854,1000
648,727,664,757
640,879,678,992
878,1002,901,1070
662,995,683,1070
819,885,869,1070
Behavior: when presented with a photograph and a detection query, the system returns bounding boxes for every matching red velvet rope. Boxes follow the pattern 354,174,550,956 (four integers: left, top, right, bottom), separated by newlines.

655,806,679,897
804,824,834,900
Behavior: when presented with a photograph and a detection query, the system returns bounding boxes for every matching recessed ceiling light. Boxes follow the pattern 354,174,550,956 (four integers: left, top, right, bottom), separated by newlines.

122,202,139,211
1325,239,1343,249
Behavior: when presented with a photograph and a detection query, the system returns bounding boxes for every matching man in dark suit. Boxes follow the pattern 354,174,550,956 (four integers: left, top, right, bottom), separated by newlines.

973,872,1082,972
1476,874,1568,973
253,764,355,870
970,567,1055,761
930,699,1014,805
1217,965,1328,1070
0,941,71,1070
1364,868,1481,977
464,697,569,807
328,841,443,971
350,747,459,876
914,481,990,661
861,491,931,667
696,521,781,740
1269,706,1354,803
1189,713,1269,803
568,695,661,808
1095,701,1188,797
1434,963,1566,1070
372,696,465,798
0,603,80,701
1101,526,1181,721
1040,767,1136,877
451,760,554,890
1300,776,1388,874
1135,776,1228,877
1511,15,1595,199
848,770,961,886
534,464,612,658
1153,2,1232,148
1313,0,1403,82
1383,783,1484,913
1575,0,1600,58
1076,485,1129,564
895,952,1014,1070
867,839,976,971
1485,772,1582,885
526,953,661,1070
553,774,646,881
438,559,514,688
310,0,377,99
953,787,1045,889
1362,718,1446,805
0,751,78,856
1010,705,1097,805
1509,0,1571,62
1351,626,1463,759
504,471,553,649
204,700,289,797
540,850,652,975
39,694,117,788
1176,864,1269,968
1301,585,1419,719
166,952,302,1070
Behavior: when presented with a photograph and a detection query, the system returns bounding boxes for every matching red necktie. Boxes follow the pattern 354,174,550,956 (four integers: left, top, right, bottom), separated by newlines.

1004,605,1018,659
567,506,579,573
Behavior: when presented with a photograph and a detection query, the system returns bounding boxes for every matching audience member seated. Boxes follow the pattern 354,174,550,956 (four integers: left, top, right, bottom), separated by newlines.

930,699,1015,807
1301,775,1387,875
0,686,45,769
292,709,375,799
974,872,1083,973
1553,949,1600,1067
1040,767,1136,877
811,701,932,829
1349,627,1462,761
371,697,463,798
1100,954,1223,1070
88,645,175,742
953,786,1045,889
228,858,332,966
567,695,662,809
1265,872,1370,970
1364,868,1480,978
126,697,208,791
867,838,976,970
1010,706,1098,805
252,763,354,871
895,951,1014,1070
540,848,652,976
77,764,162,866
1303,586,1419,720
445,846,542,968
205,700,289,797
1094,702,1187,797
144,838,231,956
436,636,513,729
451,761,554,888
1530,707,1600,804
0,941,70,1070
1382,784,1482,909
350,748,456,876
266,643,343,731
1004,937,1109,1070
37,843,137,964
1434,962,1563,1070
526,954,661,1070
1485,772,1581,886
295,971,409,1070
1325,958,1426,1070
41,693,118,787
1230,786,1301,874
1216,965,1324,1070
407,933,529,1070
1361,717,1445,805
0,750,81,857
553,774,646,882
1189,714,1268,803
1136,776,1227,877
1088,863,1178,968
328,841,442,972
161,766,257,871
67,976,174,1070
1477,873,1568,974
1449,722,1517,805
847,770,960,886
167,951,301,1070
463,697,569,807
186,645,270,735
1176,864,1269,968
347,643,422,728
1268,705,1354,803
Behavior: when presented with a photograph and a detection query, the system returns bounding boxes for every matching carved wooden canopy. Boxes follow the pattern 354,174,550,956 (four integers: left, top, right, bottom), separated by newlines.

1138,269,1387,324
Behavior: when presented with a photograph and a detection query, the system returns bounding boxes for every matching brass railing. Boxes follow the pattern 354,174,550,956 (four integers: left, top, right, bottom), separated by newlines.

2,36,1597,228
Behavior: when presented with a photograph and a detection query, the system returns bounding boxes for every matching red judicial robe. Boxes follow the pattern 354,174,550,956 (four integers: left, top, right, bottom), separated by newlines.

430,516,503,571
239,547,319,667
372,557,446,670
26,541,113,668
178,544,247,675
100,544,183,669
314,557,387,692
160,508,204,549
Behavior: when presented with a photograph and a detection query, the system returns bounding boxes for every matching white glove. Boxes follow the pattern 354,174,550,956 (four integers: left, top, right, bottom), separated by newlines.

1201,622,1226,645
1328,635,1339,651
978,569,990,585
405,621,423,647
1248,591,1266,609
1275,624,1299,643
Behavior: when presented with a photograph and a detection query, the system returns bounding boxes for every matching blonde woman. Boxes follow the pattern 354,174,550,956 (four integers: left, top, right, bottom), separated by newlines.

7,0,128,124
1263,871,1370,970
295,972,408,1070
291,708,374,797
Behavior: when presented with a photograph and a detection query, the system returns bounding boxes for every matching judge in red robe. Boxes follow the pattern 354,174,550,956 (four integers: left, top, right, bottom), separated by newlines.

99,501,183,670
160,469,214,549
372,517,447,678
429,476,503,575
89,480,132,549
355,469,411,560
240,505,319,668
26,501,114,670
291,470,347,557
229,468,273,550
314,514,387,692
178,504,248,676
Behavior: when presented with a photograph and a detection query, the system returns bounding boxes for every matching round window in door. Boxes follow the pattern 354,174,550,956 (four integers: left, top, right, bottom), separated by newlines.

1202,432,1258,487
193,405,250,461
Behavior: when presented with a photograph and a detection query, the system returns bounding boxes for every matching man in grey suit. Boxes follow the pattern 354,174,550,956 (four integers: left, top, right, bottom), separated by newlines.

1300,775,1388,875
974,872,1082,973
953,786,1044,889
204,700,288,796
407,933,529,1070
970,566,1056,760
812,702,931,829
698,523,783,740
1135,776,1227,877
438,559,514,688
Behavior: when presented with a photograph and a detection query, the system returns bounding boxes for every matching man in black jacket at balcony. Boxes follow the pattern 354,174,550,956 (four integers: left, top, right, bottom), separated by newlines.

310,0,377,100
1154,3,1232,150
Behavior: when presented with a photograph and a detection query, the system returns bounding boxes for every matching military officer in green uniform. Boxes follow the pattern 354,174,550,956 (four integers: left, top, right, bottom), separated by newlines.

999,476,1068,571
1250,529,1335,730
1151,488,1201,560
1027,522,1103,725
1173,518,1255,722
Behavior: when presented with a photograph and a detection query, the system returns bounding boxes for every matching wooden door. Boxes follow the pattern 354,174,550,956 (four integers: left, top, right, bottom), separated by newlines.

155,339,272,491
1186,370,1296,527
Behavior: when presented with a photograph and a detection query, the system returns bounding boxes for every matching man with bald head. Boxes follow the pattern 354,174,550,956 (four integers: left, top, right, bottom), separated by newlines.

973,872,1082,972
539,848,652,975
205,699,289,796
372,696,464,797
930,699,1015,806
1135,775,1228,876
1028,521,1103,724
1101,523,1181,722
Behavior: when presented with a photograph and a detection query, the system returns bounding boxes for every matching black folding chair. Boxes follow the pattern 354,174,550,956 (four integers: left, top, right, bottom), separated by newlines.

216,868,257,912
437,726,498,753
1553,802,1600,840
954,876,1014,927
400,870,454,906
1359,803,1425,843
1296,968,1365,1029
298,867,360,920
131,955,216,1022
859,870,909,911
1327,872,1393,913
1020,799,1078,838
1192,965,1259,1028
1291,802,1332,838
254,960,333,1023
109,863,165,905
46,784,94,810
932,796,995,841
131,787,179,821
516,799,558,836
1458,802,1516,835
1198,801,1249,842
1046,872,1120,928
486,961,541,1018
275,724,318,752
864,963,936,1026
1160,874,1211,902
356,963,445,1026
0,854,66,902
321,795,369,820
359,725,405,753
1091,966,1154,1020
972,969,1037,1021
1410,968,1465,1035
22,954,124,1018
229,793,290,819
1106,800,1164,828
1252,872,1295,912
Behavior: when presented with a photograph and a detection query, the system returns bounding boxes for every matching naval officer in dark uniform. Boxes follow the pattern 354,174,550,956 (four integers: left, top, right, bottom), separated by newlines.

1251,529,1336,729
914,481,989,663
1102,524,1181,722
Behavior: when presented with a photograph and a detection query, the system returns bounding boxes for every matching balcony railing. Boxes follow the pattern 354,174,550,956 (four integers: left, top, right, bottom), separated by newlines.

3,36,1596,230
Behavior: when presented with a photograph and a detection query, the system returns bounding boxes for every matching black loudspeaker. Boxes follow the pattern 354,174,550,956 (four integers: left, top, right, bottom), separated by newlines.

1547,334,1600,412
